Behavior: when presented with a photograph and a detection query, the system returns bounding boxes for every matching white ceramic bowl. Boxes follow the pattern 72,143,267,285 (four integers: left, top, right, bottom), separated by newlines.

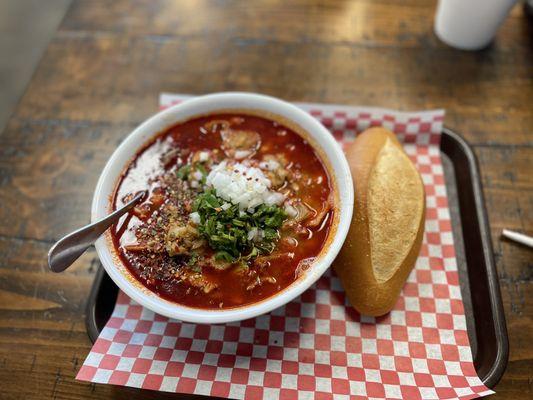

92,92,353,324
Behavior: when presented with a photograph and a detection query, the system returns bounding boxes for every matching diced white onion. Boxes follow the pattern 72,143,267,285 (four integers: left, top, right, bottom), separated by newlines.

198,151,209,162
246,228,265,242
189,212,201,225
192,170,203,181
265,192,285,206
247,227,258,241
284,203,298,218
205,161,285,211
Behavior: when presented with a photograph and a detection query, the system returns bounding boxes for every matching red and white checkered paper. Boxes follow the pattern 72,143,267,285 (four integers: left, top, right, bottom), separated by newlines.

77,93,493,400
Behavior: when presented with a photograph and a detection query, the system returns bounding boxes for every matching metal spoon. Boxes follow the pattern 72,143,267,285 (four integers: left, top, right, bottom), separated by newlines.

48,191,147,272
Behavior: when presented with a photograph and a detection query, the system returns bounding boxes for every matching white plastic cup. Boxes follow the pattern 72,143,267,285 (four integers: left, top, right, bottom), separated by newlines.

434,0,518,50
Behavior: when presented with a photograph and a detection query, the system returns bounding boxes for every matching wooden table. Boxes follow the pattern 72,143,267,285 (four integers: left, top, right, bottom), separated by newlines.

0,1,530,399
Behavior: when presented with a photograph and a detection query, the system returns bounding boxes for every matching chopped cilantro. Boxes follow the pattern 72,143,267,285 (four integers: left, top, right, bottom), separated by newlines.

187,252,199,266
193,189,287,262
177,163,208,184
196,164,208,184
176,165,191,179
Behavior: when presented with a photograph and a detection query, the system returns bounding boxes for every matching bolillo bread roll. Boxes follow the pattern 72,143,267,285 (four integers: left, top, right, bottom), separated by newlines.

334,127,425,316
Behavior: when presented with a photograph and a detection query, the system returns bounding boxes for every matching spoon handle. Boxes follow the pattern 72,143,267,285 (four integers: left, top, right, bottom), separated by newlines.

48,191,146,272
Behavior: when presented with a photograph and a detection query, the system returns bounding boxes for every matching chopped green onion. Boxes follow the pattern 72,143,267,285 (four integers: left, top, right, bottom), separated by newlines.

193,189,287,262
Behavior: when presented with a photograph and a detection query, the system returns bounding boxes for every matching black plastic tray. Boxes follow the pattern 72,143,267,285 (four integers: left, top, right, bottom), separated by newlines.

85,127,508,388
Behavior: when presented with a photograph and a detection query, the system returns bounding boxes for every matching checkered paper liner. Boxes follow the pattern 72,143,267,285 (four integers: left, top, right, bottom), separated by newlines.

77,94,493,400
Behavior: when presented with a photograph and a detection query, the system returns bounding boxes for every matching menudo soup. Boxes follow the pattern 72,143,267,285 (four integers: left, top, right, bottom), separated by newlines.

112,113,334,309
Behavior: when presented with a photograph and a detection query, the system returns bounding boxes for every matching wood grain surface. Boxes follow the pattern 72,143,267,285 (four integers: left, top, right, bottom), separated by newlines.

0,1,531,399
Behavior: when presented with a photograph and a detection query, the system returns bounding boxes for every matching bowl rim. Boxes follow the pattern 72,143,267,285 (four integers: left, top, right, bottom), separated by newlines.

92,92,354,324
